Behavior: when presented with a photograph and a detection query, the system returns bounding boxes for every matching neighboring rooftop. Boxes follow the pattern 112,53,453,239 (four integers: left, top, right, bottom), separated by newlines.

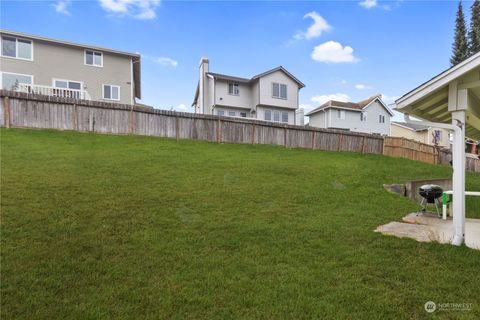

391,121,429,131
306,94,392,116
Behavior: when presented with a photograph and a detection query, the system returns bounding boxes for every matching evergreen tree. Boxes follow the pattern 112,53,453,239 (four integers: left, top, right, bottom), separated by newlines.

468,0,480,55
451,1,469,65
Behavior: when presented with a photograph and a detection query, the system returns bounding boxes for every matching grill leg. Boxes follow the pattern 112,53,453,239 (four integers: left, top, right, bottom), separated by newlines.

434,198,441,218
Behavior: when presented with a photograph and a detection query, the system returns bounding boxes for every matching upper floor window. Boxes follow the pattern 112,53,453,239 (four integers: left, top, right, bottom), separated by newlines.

1,72,33,90
85,50,103,67
228,83,239,95
1,36,33,60
379,115,385,123
272,83,287,99
360,112,367,121
103,84,120,101
337,110,345,120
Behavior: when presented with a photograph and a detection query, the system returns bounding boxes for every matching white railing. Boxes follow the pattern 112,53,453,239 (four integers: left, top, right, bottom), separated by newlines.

16,83,91,100
442,190,480,220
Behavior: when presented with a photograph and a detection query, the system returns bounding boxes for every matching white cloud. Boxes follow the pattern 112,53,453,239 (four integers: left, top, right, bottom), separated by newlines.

155,57,178,67
311,41,358,63
294,11,331,40
355,84,372,90
311,93,350,105
53,0,71,15
99,0,161,20
381,94,400,105
177,104,187,111
359,0,377,9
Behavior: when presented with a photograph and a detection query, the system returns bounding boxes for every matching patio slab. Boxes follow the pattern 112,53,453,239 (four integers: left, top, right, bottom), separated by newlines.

375,212,480,250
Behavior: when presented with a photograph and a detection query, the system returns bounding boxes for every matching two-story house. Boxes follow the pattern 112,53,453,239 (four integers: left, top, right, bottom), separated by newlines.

192,57,305,125
0,30,141,105
306,95,393,135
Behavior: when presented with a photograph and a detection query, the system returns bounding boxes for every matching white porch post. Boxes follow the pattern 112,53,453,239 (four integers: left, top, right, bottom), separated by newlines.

451,110,466,246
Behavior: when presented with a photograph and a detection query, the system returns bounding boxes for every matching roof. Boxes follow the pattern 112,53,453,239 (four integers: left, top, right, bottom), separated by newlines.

391,121,429,132
306,94,394,116
0,29,142,99
193,65,305,106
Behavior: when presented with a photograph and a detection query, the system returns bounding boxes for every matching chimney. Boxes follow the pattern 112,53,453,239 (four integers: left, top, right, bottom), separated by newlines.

198,57,209,114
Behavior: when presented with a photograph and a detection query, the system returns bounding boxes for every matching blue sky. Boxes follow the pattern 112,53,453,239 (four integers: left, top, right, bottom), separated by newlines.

1,0,474,120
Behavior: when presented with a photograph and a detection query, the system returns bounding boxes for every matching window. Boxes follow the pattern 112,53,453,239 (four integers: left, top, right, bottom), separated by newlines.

1,36,32,60
265,109,272,121
217,110,225,116
228,83,239,95
272,82,287,99
239,112,247,118
228,111,236,117
379,115,385,123
273,110,280,122
434,130,442,141
281,111,288,123
337,110,345,120
1,72,33,90
85,50,103,67
360,112,367,121
54,79,82,90
103,84,120,101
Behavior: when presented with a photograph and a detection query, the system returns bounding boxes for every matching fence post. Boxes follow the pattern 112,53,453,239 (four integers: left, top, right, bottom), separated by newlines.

361,136,366,153
284,127,287,147
175,117,179,142
72,103,78,131
217,118,221,143
311,131,316,150
337,133,343,151
252,123,256,144
3,96,11,128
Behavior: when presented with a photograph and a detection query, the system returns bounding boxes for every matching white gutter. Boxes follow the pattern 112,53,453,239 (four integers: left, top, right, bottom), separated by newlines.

404,114,466,246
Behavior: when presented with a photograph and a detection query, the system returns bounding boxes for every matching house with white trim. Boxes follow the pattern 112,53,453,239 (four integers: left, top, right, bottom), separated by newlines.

192,57,305,125
306,95,393,135
390,121,451,148
0,30,141,105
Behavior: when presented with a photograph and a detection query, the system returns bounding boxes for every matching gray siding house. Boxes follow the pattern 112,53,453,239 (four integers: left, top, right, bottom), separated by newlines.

192,57,305,125
306,95,393,135
0,30,141,105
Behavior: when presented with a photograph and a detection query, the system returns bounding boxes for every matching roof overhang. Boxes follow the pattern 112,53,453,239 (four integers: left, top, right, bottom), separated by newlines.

395,52,480,140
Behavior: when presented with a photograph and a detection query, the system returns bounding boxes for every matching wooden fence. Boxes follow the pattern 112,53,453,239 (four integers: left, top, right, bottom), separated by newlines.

0,90,478,172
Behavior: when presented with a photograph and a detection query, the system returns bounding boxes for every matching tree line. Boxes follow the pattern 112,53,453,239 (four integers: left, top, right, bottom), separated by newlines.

451,0,480,65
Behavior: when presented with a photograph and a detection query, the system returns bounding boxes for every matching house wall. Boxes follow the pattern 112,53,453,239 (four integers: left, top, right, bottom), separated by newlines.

213,106,253,118
257,105,295,125
328,101,390,135
258,70,299,109
390,123,451,147
214,79,252,109
308,110,327,128
427,127,451,148
0,35,134,104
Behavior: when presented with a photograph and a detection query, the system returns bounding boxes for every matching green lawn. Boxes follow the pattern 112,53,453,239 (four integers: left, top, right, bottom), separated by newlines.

1,128,479,319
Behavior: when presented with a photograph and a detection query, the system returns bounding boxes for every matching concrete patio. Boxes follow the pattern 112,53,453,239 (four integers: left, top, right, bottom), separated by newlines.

376,212,480,250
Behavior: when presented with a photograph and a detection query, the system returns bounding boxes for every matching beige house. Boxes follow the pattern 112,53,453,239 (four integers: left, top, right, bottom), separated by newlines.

192,57,305,125
390,121,451,148
0,30,141,105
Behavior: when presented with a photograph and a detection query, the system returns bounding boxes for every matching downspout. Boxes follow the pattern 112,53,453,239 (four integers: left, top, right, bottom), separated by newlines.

404,114,465,246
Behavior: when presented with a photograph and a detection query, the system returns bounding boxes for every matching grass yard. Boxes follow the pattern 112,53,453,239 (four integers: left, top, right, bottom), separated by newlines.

1,128,480,319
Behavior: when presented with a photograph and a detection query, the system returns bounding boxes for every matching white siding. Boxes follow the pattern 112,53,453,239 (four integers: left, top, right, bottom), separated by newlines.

214,80,252,109
258,70,298,109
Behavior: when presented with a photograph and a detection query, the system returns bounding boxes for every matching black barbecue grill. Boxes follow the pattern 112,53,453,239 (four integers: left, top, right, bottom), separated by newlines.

419,184,443,217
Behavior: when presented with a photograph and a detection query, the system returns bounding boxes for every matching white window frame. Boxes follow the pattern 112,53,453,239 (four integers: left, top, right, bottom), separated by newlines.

0,71,34,89
239,112,247,118
272,82,287,99
379,115,385,123
1,36,33,61
228,83,239,95
228,111,236,117
84,50,103,67
102,84,121,101
52,78,83,91
273,110,280,122
281,111,289,123
217,109,225,116
337,110,345,120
